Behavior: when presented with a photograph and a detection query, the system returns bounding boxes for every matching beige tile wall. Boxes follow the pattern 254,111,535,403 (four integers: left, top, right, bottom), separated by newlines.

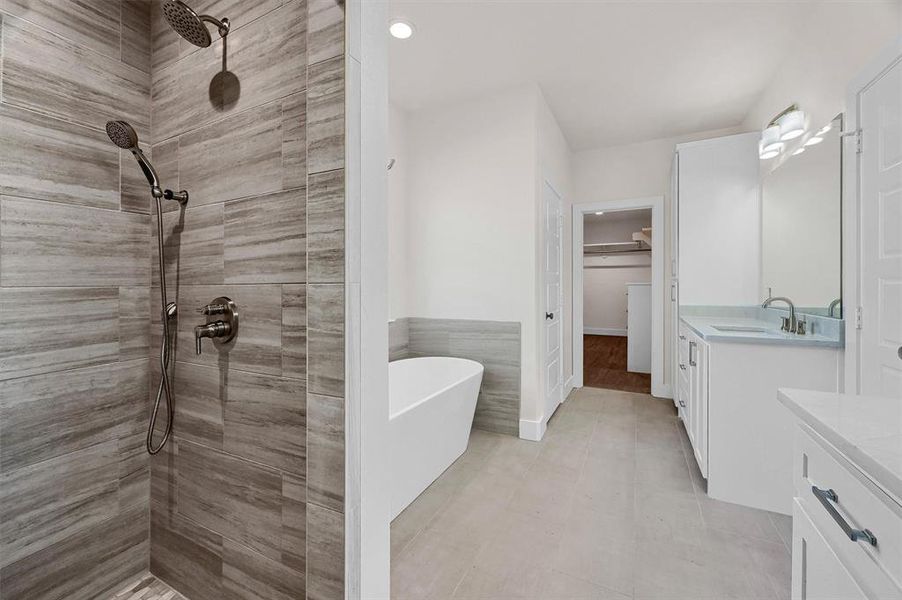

0,2,154,598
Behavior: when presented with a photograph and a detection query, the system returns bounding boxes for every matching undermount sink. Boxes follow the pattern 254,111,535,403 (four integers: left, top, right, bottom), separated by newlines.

711,324,772,333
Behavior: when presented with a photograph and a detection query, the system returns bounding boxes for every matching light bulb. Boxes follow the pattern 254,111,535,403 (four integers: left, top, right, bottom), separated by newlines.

761,125,783,154
777,109,806,141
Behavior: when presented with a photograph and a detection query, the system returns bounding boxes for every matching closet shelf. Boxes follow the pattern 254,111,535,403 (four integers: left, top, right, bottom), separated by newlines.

583,240,650,255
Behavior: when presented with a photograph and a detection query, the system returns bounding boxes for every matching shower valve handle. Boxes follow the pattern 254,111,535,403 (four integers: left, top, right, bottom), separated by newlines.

195,321,231,355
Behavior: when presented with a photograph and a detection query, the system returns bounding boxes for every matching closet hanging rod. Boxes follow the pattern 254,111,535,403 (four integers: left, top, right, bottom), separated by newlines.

584,264,648,269
583,248,651,256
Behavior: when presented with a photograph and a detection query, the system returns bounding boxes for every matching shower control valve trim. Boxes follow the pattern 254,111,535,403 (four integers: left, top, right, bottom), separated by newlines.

195,296,238,354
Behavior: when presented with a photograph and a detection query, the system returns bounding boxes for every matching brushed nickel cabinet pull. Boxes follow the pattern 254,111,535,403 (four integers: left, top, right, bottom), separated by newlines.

811,486,877,546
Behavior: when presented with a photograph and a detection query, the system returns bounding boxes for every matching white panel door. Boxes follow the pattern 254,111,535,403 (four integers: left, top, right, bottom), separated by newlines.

860,57,902,397
543,182,563,422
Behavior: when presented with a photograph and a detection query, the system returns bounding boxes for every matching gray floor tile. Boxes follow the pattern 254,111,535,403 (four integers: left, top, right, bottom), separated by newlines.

390,386,791,600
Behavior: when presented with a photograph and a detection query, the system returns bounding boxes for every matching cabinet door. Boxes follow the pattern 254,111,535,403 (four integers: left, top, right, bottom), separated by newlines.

793,500,868,600
694,337,708,477
686,337,697,449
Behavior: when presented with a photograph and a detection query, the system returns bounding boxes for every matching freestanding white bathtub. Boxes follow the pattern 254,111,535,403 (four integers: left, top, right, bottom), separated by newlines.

390,357,484,519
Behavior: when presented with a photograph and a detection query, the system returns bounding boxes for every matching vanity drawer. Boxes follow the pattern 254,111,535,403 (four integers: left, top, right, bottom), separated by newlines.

795,424,902,595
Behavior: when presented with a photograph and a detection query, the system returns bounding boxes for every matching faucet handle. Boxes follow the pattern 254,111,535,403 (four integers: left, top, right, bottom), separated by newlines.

781,316,791,332
195,321,231,355
796,318,807,335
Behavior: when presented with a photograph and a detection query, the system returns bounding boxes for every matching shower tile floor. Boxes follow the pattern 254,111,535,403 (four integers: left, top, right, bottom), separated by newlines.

391,386,792,599
109,574,185,600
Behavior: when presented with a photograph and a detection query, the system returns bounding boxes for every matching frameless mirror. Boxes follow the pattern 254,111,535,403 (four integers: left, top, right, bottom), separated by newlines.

761,114,843,318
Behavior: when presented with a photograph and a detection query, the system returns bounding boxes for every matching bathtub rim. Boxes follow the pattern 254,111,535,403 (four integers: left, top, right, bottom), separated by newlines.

389,356,484,420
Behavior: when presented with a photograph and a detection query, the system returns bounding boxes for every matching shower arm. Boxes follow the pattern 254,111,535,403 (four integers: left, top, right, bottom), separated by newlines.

200,14,230,37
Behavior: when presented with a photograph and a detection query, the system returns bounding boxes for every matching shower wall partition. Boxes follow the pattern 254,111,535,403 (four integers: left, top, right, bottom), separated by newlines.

0,1,347,598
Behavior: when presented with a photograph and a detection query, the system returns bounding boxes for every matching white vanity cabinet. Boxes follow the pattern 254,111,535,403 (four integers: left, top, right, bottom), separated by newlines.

678,319,841,514
677,322,708,478
781,390,902,600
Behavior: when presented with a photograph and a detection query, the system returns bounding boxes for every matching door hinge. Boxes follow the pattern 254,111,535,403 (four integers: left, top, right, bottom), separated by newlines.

856,306,863,330
842,129,862,154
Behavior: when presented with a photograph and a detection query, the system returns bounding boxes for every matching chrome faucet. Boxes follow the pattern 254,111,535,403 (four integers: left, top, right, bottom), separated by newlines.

762,296,798,333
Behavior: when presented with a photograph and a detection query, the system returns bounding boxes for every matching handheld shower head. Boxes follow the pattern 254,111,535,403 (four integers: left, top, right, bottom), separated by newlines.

162,0,230,48
105,120,138,150
105,120,161,196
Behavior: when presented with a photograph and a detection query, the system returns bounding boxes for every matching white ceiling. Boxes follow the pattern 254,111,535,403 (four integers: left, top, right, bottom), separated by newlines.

389,1,809,150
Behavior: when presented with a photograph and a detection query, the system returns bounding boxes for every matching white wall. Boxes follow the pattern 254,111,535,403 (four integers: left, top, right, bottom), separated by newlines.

387,84,572,431
388,104,410,319
583,212,652,334
743,1,902,134
394,86,542,426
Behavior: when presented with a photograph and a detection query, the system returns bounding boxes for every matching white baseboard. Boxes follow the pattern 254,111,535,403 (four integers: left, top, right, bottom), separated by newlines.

584,327,627,336
652,383,673,399
563,374,575,399
519,418,546,442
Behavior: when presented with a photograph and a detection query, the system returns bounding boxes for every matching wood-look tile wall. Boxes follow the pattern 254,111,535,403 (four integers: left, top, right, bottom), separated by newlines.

0,0,346,598
0,2,154,598
145,1,347,599
389,318,522,436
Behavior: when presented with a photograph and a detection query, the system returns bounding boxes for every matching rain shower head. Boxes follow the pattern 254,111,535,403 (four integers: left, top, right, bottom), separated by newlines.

105,120,161,195
162,0,230,48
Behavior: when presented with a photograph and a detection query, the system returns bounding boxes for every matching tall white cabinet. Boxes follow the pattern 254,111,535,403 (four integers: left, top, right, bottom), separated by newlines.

670,133,761,409
673,132,762,306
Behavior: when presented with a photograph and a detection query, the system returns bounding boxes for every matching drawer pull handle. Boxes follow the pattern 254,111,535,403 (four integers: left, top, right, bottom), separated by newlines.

811,486,877,546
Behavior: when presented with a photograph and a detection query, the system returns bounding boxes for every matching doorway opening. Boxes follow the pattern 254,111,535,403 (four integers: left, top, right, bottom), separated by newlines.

572,197,666,398
582,208,653,393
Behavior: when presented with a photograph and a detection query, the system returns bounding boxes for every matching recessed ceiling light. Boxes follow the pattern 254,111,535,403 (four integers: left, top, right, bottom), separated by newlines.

595,211,605,215
389,20,414,39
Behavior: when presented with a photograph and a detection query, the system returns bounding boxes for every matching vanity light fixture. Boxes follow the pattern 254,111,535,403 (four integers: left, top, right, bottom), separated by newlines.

759,104,806,160
390,20,414,39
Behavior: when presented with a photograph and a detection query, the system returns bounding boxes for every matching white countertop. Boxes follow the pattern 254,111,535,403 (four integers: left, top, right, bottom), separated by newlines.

681,315,842,347
778,388,902,504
